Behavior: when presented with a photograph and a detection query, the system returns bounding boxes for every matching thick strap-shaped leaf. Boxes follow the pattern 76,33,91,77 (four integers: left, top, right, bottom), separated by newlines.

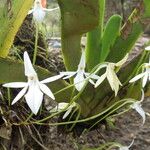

106,0,150,63
0,0,34,57
100,15,122,62
57,0,100,71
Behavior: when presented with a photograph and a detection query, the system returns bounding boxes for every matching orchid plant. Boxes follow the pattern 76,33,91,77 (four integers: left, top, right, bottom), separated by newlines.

0,0,149,125
0,0,150,149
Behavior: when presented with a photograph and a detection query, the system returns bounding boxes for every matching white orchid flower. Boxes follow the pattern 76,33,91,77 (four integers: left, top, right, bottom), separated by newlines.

60,50,100,91
3,51,63,115
129,57,150,88
0,90,3,100
131,90,146,125
95,54,128,96
28,0,59,23
119,139,134,150
50,102,77,119
145,46,150,51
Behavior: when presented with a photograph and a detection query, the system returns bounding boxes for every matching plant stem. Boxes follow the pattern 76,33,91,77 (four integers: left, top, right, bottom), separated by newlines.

33,24,39,65
29,99,134,125
7,88,11,106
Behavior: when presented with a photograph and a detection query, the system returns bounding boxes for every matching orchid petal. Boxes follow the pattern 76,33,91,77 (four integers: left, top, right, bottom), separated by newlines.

142,72,148,87
115,53,129,67
39,83,55,100
74,71,86,91
0,90,3,99
145,46,150,51
33,8,46,22
119,140,134,150
131,102,146,125
40,74,63,84
129,72,146,83
95,73,107,88
84,73,90,77
84,73,100,85
84,73,100,80
78,50,86,70
60,72,76,79
25,83,43,115
106,67,115,90
95,64,107,74
50,102,77,119
107,65,122,96
131,90,146,125
84,73,96,85
107,71,116,92
28,9,34,15
140,89,144,103
24,51,37,77
148,68,150,81
90,74,100,80
56,102,69,110
89,79,95,85
50,102,69,112
119,139,134,150
63,108,72,119
63,74,76,79
60,72,76,76
119,146,129,150
3,82,27,88
11,86,28,105
128,139,134,148
43,7,59,12
63,74,75,79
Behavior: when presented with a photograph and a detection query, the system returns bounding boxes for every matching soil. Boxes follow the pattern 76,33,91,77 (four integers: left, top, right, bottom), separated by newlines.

44,97,150,150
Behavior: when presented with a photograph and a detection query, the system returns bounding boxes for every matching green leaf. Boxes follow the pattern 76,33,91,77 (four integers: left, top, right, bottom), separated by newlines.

86,0,105,71
0,0,34,57
57,0,100,71
106,1,150,63
106,23,143,63
0,58,72,102
100,15,122,62
143,0,150,17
